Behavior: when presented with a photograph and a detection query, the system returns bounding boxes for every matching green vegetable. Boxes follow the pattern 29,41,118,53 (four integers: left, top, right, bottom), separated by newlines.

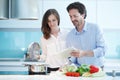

62,64,78,73
68,64,78,72
76,64,90,75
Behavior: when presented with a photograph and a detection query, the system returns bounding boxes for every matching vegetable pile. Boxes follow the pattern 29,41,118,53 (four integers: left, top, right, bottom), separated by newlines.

62,64,100,77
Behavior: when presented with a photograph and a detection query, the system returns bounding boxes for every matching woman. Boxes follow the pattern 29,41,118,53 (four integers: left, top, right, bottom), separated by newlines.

40,9,68,71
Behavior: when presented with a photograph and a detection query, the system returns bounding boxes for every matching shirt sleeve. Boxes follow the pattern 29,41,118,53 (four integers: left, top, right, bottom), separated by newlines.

40,36,47,60
93,26,106,58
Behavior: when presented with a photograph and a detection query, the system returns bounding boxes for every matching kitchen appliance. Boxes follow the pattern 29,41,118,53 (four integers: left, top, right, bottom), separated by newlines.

25,42,50,75
26,42,40,61
28,64,49,75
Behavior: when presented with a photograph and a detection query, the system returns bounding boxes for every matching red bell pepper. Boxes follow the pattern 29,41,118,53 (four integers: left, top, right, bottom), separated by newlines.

89,65,99,73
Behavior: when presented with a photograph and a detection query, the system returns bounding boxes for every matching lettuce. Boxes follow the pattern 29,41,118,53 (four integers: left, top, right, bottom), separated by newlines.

76,64,90,75
62,64,78,73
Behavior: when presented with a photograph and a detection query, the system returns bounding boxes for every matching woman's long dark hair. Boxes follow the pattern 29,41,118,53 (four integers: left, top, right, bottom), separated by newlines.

41,9,60,39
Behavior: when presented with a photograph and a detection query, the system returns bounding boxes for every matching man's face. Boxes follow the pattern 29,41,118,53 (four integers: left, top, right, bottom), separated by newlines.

68,9,84,28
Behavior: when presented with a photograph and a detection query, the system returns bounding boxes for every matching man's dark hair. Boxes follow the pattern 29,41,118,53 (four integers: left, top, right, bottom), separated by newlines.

67,2,87,19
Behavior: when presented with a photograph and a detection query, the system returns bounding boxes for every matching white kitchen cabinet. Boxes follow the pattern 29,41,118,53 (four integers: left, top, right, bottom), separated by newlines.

0,0,9,19
11,0,39,20
0,0,42,28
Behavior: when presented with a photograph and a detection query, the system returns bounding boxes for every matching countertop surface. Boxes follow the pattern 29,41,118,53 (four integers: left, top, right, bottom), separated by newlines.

0,59,47,66
0,59,120,80
0,72,119,80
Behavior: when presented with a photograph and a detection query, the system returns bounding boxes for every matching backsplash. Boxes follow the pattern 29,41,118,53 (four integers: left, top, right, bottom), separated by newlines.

103,29,120,59
0,30,42,58
0,29,120,59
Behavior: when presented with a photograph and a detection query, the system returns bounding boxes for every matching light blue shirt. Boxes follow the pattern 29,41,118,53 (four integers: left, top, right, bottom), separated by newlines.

66,22,106,67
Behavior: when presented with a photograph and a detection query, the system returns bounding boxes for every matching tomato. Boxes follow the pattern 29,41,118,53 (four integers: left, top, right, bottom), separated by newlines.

65,72,72,76
65,72,80,77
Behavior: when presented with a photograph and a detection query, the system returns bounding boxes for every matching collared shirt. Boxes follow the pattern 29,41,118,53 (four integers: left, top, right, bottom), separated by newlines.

40,28,69,68
66,22,106,67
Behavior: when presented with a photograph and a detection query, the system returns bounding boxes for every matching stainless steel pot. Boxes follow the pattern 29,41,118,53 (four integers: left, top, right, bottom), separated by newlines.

28,64,49,75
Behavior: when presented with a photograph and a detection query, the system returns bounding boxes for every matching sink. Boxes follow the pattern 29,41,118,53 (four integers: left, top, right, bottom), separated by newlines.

106,71,120,77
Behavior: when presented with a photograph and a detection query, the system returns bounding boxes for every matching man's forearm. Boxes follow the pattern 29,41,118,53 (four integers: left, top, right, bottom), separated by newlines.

80,50,94,57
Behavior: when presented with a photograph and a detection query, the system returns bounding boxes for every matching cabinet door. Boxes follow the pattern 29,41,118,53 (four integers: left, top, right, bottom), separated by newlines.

0,0,9,20
11,0,39,20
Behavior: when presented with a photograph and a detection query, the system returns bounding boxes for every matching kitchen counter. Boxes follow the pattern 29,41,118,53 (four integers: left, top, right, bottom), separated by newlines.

0,58,120,79
0,58,48,75
0,72,119,80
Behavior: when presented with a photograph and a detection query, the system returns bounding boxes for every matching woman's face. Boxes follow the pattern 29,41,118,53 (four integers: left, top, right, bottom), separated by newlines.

48,14,58,29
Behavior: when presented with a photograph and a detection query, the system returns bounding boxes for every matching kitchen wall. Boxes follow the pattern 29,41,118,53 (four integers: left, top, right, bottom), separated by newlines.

0,29,42,58
0,0,120,59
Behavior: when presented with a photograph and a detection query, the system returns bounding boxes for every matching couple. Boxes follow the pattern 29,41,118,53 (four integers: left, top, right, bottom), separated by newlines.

40,2,106,71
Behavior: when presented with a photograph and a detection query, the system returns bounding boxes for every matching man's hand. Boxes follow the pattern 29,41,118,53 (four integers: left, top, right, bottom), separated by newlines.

70,50,84,57
70,50,94,57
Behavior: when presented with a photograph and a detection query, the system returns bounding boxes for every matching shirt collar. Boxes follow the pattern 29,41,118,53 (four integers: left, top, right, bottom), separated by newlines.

50,28,61,39
74,21,88,35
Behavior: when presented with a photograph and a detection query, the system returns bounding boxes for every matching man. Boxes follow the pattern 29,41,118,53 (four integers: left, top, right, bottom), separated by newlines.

66,2,106,68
